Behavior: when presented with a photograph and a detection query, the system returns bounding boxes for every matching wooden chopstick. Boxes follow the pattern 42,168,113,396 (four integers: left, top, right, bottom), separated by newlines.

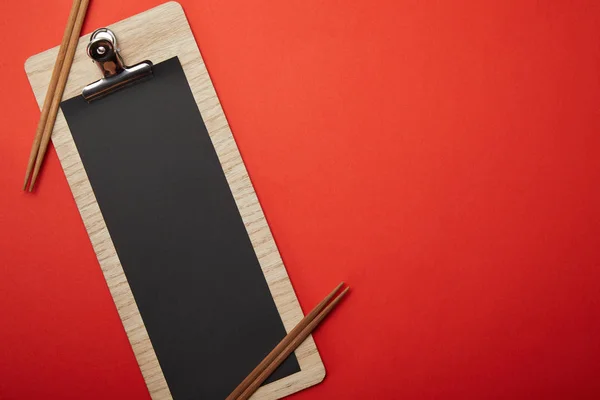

227,282,349,400
236,285,349,400
23,0,81,190
226,282,345,400
24,0,90,192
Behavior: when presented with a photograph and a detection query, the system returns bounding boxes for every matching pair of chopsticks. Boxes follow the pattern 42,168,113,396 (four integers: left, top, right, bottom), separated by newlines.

227,282,349,400
23,0,91,192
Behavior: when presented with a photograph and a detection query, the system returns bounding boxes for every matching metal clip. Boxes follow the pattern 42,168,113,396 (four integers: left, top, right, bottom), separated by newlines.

82,28,153,102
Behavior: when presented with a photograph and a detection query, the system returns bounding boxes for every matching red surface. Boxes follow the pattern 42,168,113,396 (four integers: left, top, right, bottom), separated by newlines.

1,0,600,398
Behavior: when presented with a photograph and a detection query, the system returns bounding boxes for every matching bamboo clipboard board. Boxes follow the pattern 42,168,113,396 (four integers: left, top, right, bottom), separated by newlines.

24,2,325,399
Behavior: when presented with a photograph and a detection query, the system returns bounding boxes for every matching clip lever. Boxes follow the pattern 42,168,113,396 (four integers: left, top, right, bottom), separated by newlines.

82,28,153,102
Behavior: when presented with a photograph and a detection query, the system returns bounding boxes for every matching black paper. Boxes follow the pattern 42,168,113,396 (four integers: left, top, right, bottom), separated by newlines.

61,57,300,400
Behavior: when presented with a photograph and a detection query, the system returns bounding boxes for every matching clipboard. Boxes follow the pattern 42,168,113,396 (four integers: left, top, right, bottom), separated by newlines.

24,2,325,399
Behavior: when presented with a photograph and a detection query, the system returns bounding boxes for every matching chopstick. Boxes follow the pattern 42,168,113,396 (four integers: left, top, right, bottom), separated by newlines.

227,282,349,400
23,0,90,192
22,0,80,190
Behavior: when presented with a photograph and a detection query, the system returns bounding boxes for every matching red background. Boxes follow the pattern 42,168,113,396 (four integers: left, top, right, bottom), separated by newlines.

1,0,599,399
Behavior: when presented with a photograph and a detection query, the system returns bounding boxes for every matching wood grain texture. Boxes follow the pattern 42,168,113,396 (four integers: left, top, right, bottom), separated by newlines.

24,2,325,399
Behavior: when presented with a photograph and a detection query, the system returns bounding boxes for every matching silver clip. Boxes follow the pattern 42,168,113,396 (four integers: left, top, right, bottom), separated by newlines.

82,28,153,102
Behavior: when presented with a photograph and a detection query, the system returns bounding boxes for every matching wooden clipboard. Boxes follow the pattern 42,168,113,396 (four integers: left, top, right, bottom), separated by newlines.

24,2,325,399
